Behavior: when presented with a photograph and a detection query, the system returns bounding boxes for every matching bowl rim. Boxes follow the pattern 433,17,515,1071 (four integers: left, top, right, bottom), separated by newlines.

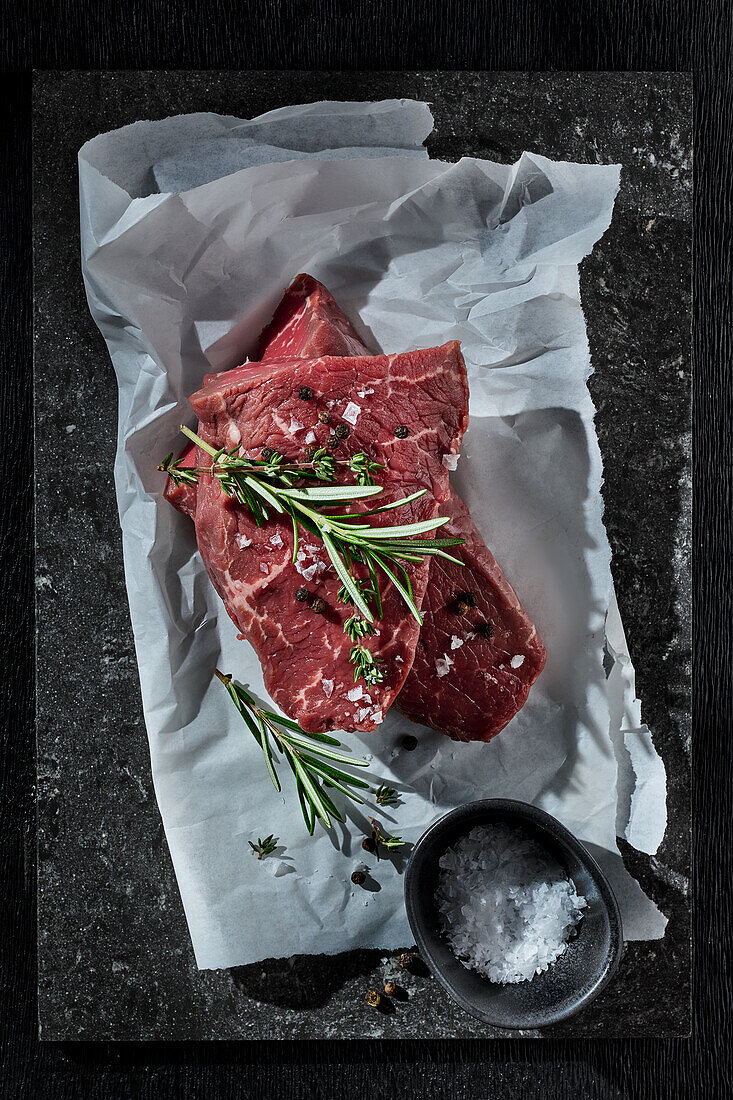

404,798,624,1030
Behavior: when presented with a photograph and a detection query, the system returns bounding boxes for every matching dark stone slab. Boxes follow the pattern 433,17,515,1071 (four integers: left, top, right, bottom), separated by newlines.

33,70,691,1040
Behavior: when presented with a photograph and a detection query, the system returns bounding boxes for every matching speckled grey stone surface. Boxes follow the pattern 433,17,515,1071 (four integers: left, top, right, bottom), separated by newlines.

33,71,691,1039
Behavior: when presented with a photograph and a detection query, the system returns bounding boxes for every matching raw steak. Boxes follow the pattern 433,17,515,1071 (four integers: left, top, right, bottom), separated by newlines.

166,274,545,739
253,275,547,740
189,344,468,733
396,493,546,741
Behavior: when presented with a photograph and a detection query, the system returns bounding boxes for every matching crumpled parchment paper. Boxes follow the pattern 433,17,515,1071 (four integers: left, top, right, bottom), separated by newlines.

79,99,667,969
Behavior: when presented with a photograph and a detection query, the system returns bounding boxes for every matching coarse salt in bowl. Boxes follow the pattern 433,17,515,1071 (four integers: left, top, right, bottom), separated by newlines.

404,800,623,1029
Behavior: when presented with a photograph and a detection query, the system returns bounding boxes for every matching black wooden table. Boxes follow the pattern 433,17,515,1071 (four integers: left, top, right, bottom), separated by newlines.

2,2,731,1096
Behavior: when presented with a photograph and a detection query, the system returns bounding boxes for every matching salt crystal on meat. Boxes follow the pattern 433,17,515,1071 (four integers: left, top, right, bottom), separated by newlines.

435,654,454,678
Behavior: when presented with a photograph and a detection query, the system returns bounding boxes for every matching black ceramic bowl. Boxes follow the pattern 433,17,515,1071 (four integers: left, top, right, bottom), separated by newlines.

404,799,623,1029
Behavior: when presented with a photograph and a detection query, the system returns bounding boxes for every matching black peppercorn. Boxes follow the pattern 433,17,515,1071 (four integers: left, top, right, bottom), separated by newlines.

394,425,409,438
384,980,396,996
462,592,477,607
303,443,318,460
351,870,366,886
365,990,381,1008
335,423,350,439
401,735,418,751
261,446,276,461
310,597,326,614
317,410,332,424
326,437,341,451
398,951,413,970
298,386,314,400
362,836,376,854
295,587,310,603
477,621,495,639
454,600,469,616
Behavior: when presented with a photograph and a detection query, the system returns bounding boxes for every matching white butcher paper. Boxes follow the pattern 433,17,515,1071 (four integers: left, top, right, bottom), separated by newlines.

78,99,669,970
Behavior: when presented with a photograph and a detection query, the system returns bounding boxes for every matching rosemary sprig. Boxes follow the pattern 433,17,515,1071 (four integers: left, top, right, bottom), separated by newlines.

374,784,398,807
173,426,464,626
249,834,278,859
216,670,370,834
368,816,405,861
350,645,385,686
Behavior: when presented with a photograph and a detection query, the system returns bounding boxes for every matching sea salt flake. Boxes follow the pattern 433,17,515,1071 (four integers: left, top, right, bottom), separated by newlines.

348,686,364,702
442,453,460,471
357,387,374,397
260,563,269,575
510,655,525,668
235,534,252,549
450,635,465,650
289,416,304,433
343,402,361,425
321,678,334,699
269,533,284,548
435,654,454,678
305,430,316,444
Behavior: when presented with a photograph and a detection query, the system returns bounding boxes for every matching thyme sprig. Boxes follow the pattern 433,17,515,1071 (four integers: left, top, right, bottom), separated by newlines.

249,834,278,859
172,426,464,626
368,816,405,861
374,784,398,807
350,645,385,686
343,614,377,643
160,446,373,489
216,670,370,834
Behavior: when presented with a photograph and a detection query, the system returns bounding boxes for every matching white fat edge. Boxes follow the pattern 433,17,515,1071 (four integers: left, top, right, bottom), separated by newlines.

450,635,465,650
442,453,460,471
510,654,525,668
343,401,361,425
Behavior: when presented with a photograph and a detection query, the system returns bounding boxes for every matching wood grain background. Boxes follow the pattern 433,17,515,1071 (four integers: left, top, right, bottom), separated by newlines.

2,1,730,1096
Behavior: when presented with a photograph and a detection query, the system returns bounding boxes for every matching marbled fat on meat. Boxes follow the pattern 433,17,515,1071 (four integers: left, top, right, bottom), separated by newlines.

189,344,468,733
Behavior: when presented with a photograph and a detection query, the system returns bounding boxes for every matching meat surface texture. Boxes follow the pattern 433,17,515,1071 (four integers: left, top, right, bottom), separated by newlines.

258,273,370,359
189,344,468,733
396,493,546,741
